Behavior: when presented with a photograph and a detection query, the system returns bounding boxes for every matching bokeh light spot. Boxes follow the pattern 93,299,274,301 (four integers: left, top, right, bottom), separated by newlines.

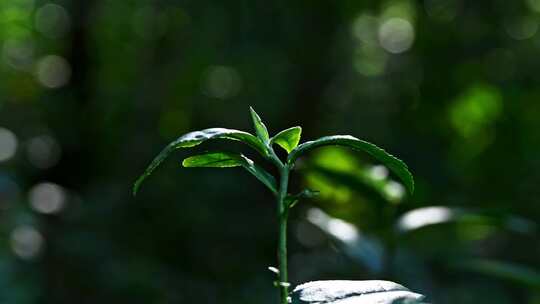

29,182,66,214
384,181,405,201
202,66,242,99
327,218,359,242
36,55,71,88
35,3,70,38
450,84,502,139
0,127,18,162
307,208,359,242
378,18,415,54
10,225,44,260
351,14,379,45
368,165,389,181
397,206,454,232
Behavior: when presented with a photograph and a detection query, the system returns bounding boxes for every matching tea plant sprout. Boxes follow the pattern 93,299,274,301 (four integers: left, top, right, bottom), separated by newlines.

134,107,421,304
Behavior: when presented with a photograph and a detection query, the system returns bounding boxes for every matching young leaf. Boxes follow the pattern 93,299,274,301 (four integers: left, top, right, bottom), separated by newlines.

271,126,302,153
291,280,426,304
285,188,319,204
133,128,267,195
183,152,278,194
288,135,414,194
249,107,270,144
239,155,278,194
285,189,319,208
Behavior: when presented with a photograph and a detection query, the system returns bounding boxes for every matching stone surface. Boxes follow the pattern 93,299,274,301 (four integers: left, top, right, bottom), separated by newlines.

291,280,426,304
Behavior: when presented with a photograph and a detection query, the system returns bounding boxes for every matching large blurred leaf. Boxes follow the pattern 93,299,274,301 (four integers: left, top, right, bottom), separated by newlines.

305,208,385,273
271,126,302,153
396,206,537,235
288,136,414,194
249,107,270,144
309,165,395,204
453,259,540,289
291,280,426,304
133,128,266,195
183,152,277,194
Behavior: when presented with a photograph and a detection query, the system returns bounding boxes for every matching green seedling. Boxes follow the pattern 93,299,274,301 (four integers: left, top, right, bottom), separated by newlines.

134,107,424,304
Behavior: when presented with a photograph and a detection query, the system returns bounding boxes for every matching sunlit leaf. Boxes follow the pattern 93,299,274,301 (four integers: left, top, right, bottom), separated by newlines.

183,152,277,194
288,135,414,194
271,126,302,153
291,280,426,304
182,152,244,168
133,128,266,195
249,106,270,144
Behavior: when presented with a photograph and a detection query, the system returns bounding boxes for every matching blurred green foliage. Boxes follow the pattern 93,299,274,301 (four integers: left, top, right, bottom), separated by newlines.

0,0,539,303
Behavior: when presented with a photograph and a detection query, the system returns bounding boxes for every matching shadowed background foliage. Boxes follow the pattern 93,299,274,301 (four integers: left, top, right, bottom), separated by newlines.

0,0,539,303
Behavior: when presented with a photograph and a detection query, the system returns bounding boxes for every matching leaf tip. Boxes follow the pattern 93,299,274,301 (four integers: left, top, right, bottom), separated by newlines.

401,164,415,195
249,106,257,115
249,106,260,121
248,106,270,143
132,178,142,196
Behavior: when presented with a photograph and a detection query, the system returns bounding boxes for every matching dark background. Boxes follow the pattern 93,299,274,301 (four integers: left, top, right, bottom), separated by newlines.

1,0,539,303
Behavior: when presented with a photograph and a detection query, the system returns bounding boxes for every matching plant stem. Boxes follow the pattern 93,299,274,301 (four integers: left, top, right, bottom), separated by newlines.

277,166,290,304
268,147,290,304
